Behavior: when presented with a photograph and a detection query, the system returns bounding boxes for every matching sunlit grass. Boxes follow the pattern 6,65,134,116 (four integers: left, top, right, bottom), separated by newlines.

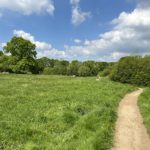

0,74,135,150
139,88,150,136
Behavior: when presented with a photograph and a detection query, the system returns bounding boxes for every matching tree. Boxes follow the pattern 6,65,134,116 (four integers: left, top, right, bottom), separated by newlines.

67,60,81,76
0,55,10,72
0,51,3,56
3,36,37,74
78,65,91,76
97,62,109,72
53,60,69,75
4,36,36,60
13,58,37,74
36,57,56,73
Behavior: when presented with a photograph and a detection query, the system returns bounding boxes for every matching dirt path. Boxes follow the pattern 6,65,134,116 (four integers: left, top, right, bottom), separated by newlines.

112,89,150,150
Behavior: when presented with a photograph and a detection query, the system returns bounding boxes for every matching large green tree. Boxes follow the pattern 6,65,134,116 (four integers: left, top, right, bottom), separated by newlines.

3,36,37,74
4,36,36,60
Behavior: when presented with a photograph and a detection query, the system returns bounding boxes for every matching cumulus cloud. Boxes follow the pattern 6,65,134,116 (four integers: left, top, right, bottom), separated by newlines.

37,49,67,59
13,6,150,62
0,0,55,15
13,30,52,50
64,5,150,61
70,0,91,26
3,0,150,61
63,0,150,61
13,30,68,59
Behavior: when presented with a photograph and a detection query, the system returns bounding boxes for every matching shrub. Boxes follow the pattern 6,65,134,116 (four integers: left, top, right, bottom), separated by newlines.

78,65,91,77
110,56,150,86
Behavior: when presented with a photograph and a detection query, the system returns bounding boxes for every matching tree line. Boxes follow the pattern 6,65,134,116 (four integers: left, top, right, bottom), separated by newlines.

0,36,109,76
0,36,150,86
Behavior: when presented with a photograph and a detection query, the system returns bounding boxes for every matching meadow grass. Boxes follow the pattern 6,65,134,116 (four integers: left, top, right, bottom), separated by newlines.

0,75,135,150
139,88,150,136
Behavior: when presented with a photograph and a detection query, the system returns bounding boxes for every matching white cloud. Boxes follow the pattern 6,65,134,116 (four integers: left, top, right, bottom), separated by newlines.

13,30,34,42
13,30,52,50
37,49,67,59
74,39,82,44
0,0,55,15
64,0,150,61
64,6,150,61
13,5,150,63
70,0,91,26
13,30,68,59
3,0,150,61
112,8,150,28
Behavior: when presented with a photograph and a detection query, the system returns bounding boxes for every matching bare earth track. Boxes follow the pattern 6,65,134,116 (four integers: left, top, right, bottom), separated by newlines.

112,89,150,150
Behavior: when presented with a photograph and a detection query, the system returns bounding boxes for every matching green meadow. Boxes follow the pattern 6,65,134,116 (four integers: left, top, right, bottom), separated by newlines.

0,75,135,150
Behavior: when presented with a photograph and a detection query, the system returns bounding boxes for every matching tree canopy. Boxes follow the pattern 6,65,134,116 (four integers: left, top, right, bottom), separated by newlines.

4,36,36,60
1,36,37,74
110,56,150,86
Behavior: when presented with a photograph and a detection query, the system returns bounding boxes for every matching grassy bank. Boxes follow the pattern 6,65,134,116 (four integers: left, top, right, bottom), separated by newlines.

0,75,135,150
139,88,150,136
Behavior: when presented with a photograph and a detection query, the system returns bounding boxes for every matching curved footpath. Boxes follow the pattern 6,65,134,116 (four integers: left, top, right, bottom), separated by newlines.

112,89,150,150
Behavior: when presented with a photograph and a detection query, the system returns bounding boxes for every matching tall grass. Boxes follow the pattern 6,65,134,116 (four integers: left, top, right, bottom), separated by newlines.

0,75,135,150
139,88,150,135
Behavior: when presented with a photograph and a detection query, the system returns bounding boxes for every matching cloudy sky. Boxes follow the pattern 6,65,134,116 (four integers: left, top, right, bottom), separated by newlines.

0,0,150,61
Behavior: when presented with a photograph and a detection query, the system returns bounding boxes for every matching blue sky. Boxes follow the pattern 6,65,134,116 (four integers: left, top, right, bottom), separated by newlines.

0,0,150,61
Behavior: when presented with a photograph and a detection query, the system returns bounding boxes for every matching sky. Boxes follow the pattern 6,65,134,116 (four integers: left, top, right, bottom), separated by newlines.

0,0,150,61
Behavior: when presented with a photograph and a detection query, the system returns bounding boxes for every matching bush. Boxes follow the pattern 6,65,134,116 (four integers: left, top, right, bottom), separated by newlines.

98,66,114,77
78,65,91,77
43,68,55,75
110,56,150,86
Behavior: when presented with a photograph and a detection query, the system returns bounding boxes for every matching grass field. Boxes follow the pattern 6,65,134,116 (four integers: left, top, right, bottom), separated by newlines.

0,75,135,150
139,88,150,136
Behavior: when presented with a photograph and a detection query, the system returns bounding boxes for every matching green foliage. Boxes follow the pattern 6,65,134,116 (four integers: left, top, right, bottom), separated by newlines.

4,36,36,60
78,65,91,76
0,51,3,56
42,60,69,75
36,57,55,73
99,65,115,77
139,88,150,135
0,37,115,77
41,60,110,77
1,36,150,85
97,62,109,72
43,67,56,75
2,36,38,74
79,61,109,76
67,60,81,76
12,58,37,74
53,60,69,75
0,75,135,150
0,55,15,72
110,56,150,86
